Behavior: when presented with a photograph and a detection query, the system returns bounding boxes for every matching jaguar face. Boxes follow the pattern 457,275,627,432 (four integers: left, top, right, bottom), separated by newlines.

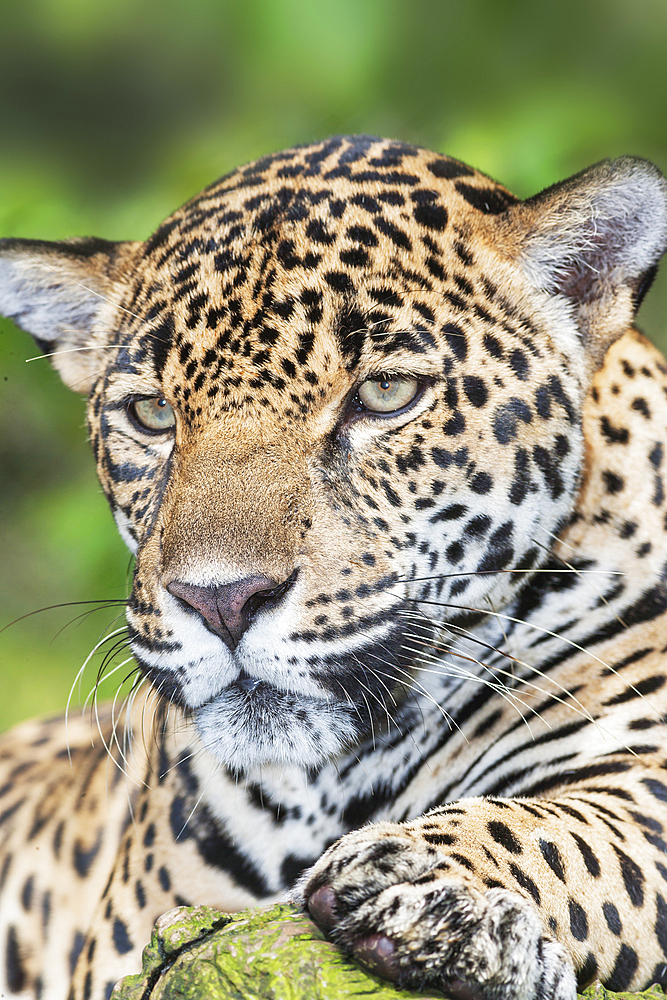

4,136,662,771
87,146,588,772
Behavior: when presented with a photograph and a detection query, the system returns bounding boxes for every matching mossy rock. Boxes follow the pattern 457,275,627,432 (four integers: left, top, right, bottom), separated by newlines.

581,985,665,1000
112,902,446,999
113,903,667,1000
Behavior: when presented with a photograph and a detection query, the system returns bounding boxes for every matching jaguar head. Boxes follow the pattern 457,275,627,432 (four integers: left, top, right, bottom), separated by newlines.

2,137,665,770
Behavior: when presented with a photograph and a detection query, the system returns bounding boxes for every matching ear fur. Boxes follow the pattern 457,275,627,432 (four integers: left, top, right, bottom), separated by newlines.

498,157,667,358
0,237,140,393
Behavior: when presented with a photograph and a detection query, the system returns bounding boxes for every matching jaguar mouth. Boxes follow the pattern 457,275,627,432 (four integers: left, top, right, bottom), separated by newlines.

233,673,265,694
193,676,361,772
203,673,326,718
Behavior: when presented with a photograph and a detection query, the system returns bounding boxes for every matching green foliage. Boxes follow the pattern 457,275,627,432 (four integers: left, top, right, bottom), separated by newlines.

1,0,667,730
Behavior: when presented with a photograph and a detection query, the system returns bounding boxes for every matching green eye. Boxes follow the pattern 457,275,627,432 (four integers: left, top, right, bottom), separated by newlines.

129,397,176,432
356,375,420,414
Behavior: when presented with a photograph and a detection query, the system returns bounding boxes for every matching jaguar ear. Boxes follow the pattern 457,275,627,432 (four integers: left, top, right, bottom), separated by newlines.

499,157,667,360
0,236,140,393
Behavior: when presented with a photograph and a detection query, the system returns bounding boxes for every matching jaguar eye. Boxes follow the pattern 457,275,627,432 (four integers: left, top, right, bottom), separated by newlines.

356,374,420,414
129,397,176,433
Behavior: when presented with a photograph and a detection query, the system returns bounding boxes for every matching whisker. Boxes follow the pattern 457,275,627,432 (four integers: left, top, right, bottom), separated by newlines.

398,636,547,737
90,658,142,780
435,602,661,718
123,675,150,778
84,654,135,712
94,633,133,685
397,606,585,719
1,599,127,636
21,250,145,325
348,656,401,733
109,672,146,781
383,641,538,736
52,608,128,644
26,343,135,363
359,645,463,738
65,626,128,761
388,568,624,588
175,761,223,840
530,536,629,631
396,607,642,750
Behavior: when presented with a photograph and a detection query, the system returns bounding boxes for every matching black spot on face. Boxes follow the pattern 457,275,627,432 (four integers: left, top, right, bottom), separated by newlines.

632,397,650,418
602,470,624,495
470,472,493,494
492,398,532,445
422,831,457,846
604,674,666,706
73,830,103,878
650,442,663,469
483,333,503,359
20,875,34,912
644,778,667,802
655,893,667,958
69,930,86,977
443,323,467,362
577,953,598,990
466,514,492,537
150,313,176,379
455,182,517,214
463,375,488,408
600,416,629,445
444,412,466,436
307,218,336,245
411,190,448,231
427,157,474,180
158,866,171,892
509,349,529,380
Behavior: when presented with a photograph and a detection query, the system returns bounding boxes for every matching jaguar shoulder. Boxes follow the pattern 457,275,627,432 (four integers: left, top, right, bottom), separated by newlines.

2,136,667,1000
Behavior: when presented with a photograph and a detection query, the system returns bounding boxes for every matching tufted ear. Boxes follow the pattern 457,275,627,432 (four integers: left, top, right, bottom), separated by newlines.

0,236,140,393
499,157,667,360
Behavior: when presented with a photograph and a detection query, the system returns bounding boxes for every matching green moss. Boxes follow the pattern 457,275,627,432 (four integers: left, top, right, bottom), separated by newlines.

114,905,667,1000
113,903,447,1000
581,984,665,1000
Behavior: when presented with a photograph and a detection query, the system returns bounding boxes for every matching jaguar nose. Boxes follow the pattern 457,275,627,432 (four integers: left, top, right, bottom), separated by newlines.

166,572,297,650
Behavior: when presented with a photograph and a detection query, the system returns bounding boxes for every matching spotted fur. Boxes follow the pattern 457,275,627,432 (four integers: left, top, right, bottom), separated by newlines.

1,136,667,999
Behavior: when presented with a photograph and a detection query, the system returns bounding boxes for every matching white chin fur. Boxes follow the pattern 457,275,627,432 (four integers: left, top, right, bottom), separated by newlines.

194,686,359,771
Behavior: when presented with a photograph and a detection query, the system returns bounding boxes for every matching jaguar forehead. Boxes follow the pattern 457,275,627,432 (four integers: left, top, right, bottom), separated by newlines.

116,135,517,383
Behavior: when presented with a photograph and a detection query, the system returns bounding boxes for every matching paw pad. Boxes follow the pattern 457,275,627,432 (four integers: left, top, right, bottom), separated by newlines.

353,934,398,980
307,885,337,930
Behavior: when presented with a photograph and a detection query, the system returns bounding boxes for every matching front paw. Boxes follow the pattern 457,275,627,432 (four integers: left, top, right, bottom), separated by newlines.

292,824,576,1000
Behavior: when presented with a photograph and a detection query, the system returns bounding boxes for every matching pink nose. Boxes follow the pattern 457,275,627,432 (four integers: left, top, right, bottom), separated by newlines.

166,574,295,649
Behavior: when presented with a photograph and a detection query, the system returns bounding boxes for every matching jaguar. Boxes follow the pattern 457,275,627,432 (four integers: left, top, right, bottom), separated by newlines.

1,135,667,1000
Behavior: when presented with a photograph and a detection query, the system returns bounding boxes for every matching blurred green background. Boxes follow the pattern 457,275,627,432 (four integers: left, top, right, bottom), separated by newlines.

2,0,667,732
